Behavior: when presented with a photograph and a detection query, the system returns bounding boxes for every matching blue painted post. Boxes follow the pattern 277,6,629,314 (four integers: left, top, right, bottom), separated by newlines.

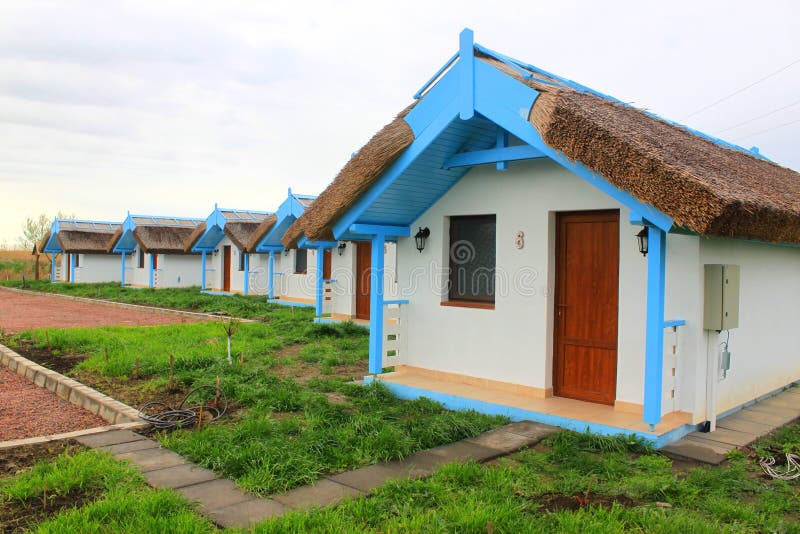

120,253,125,287
315,248,324,317
459,28,475,120
368,234,386,375
148,254,155,289
201,252,207,290
268,251,275,299
51,255,55,283
643,227,667,429
69,254,75,283
496,128,509,171
243,253,250,295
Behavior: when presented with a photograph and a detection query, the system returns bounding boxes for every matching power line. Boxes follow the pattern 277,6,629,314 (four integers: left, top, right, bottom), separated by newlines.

732,118,800,141
684,57,800,119
715,97,800,134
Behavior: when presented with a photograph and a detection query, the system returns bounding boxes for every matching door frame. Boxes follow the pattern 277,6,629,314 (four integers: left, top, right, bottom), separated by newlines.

552,209,620,405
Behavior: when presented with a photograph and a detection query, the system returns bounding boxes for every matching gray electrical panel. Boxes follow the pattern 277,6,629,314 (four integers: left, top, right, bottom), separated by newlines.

703,264,740,330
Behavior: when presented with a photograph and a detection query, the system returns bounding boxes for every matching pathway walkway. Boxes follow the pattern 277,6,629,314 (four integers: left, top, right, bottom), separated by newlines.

77,421,557,529
662,386,800,464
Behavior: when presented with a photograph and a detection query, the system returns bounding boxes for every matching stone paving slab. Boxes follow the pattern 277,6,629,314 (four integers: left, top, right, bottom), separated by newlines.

99,438,161,455
682,435,737,455
328,463,410,493
660,439,728,465
425,439,503,463
144,463,218,489
685,427,756,447
210,498,287,529
733,408,798,426
716,416,775,437
115,448,187,472
76,429,146,448
177,478,255,511
503,421,558,440
465,428,541,453
274,479,363,509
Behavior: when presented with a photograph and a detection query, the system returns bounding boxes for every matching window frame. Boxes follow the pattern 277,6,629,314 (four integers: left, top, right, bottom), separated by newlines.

137,248,145,269
294,248,308,274
238,250,246,272
446,214,497,306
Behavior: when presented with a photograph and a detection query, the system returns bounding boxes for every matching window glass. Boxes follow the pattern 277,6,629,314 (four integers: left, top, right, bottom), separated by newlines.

448,215,496,303
239,251,246,271
295,249,307,274
138,249,145,269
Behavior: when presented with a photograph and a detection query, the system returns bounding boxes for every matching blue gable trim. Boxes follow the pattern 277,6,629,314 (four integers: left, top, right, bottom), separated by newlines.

43,219,62,253
112,214,137,254
192,205,227,252
255,190,317,252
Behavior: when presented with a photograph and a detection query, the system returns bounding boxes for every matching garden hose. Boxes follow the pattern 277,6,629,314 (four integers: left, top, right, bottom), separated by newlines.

137,384,227,431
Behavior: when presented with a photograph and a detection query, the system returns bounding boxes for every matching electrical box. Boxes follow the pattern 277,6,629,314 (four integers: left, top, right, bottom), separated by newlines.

703,264,740,330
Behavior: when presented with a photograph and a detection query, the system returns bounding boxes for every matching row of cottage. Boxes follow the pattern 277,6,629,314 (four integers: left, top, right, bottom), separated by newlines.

38,30,800,448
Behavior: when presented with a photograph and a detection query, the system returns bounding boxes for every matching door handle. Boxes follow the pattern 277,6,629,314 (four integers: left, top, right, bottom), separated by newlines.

557,304,567,317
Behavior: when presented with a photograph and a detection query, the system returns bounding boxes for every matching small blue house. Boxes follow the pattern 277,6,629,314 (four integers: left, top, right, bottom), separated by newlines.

41,219,121,283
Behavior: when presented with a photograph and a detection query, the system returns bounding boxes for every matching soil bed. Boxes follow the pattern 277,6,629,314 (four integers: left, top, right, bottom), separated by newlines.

10,339,87,374
536,492,640,512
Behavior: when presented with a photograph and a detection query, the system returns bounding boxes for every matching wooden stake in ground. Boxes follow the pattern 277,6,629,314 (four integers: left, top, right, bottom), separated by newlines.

219,318,239,365
168,354,175,391
239,351,244,365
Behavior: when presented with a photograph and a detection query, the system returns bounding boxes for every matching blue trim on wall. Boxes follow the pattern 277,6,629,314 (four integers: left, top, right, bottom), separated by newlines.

643,227,667,428
267,250,275,299
368,234,386,374
120,253,125,286
148,253,155,289
268,299,314,308
444,144,545,169
201,252,207,290
365,376,697,448
69,253,75,283
243,253,250,295
459,28,475,120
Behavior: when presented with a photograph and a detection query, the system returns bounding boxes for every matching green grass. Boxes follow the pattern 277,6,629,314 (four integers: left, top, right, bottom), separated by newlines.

9,317,506,496
0,280,299,319
245,429,800,533
1,448,215,533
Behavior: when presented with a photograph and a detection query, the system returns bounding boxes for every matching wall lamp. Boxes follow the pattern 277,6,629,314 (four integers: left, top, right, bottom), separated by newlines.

414,227,430,253
337,241,347,256
213,248,220,256
636,227,648,257
284,249,290,257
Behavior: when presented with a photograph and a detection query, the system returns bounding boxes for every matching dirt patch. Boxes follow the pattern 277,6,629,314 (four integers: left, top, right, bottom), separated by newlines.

275,344,304,358
271,359,367,384
536,492,640,512
0,440,94,533
10,339,87,375
0,440,83,478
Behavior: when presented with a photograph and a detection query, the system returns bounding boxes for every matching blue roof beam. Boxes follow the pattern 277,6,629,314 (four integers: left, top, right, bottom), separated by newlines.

443,144,546,170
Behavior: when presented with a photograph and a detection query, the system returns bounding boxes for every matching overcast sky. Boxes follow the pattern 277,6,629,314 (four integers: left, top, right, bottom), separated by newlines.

1,0,798,245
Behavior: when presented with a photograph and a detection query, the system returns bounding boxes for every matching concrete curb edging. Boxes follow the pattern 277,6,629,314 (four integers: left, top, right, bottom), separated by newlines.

0,286,255,323
0,343,147,440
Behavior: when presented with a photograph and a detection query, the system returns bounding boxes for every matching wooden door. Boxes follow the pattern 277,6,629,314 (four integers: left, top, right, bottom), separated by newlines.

152,253,158,269
553,210,620,405
223,246,231,292
66,254,70,282
355,242,371,320
323,249,332,280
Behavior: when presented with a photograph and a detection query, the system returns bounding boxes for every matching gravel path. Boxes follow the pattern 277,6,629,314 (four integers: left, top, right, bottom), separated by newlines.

0,288,198,334
0,367,106,441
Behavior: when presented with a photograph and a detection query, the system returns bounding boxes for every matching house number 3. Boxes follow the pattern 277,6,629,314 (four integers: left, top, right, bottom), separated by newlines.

515,231,525,249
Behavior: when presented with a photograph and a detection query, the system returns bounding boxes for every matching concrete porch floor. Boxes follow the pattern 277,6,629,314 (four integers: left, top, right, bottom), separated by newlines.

313,314,370,328
371,367,694,447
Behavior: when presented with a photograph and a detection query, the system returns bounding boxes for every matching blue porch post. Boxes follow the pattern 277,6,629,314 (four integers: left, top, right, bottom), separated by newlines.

268,251,275,299
148,254,155,289
51,255,56,283
643,227,667,429
120,253,125,286
368,234,386,374
201,252,207,290
69,254,75,283
243,253,250,295
315,248,325,317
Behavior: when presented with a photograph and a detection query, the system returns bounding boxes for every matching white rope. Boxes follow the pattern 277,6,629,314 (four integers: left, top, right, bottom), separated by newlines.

760,454,800,480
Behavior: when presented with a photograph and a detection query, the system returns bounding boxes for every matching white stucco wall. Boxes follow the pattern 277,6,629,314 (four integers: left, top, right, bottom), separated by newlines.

72,254,121,283
123,247,201,288
697,238,800,416
328,241,398,317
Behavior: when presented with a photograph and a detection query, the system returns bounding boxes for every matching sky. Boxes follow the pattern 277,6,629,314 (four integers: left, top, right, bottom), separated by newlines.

1,0,799,246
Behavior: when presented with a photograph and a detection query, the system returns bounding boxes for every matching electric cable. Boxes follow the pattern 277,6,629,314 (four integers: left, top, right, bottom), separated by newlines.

137,385,227,431
715,97,800,134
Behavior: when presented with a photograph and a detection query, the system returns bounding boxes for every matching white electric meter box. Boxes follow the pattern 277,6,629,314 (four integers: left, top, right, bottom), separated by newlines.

703,264,740,331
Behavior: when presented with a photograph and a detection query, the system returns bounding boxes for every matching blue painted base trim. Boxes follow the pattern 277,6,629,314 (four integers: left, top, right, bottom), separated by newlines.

364,376,698,449
201,290,235,297
313,317,370,329
268,299,314,308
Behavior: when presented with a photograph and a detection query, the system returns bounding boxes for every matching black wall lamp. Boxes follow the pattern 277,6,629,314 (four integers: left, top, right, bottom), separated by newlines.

636,227,649,257
414,227,430,253
337,241,347,256
283,249,290,257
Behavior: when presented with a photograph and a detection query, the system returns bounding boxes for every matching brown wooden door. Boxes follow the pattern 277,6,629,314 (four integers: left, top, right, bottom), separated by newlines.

323,249,332,280
152,253,158,270
553,210,620,405
223,246,231,292
66,254,70,282
355,242,371,320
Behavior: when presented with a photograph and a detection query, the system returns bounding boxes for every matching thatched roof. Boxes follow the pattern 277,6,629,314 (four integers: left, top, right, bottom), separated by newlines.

183,223,207,253
283,52,800,246
134,226,200,254
244,215,278,251
224,220,265,252
57,230,119,253
282,105,416,247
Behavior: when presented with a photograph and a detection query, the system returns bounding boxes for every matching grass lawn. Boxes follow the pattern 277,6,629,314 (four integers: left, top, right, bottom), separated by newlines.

246,428,800,533
6,309,506,496
0,444,214,532
0,280,297,320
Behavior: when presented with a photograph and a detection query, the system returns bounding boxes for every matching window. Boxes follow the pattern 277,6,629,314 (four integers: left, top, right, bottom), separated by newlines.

447,215,496,304
138,248,145,269
74,254,80,267
239,251,246,272
295,249,307,274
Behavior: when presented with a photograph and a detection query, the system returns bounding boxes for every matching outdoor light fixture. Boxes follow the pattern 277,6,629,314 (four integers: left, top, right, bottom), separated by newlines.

414,227,430,253
337,241,346,256
636,227,649,257
213,248,219,256
283,249,290,257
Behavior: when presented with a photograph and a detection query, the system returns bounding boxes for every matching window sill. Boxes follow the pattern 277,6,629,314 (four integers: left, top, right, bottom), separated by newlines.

440,300,495,310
